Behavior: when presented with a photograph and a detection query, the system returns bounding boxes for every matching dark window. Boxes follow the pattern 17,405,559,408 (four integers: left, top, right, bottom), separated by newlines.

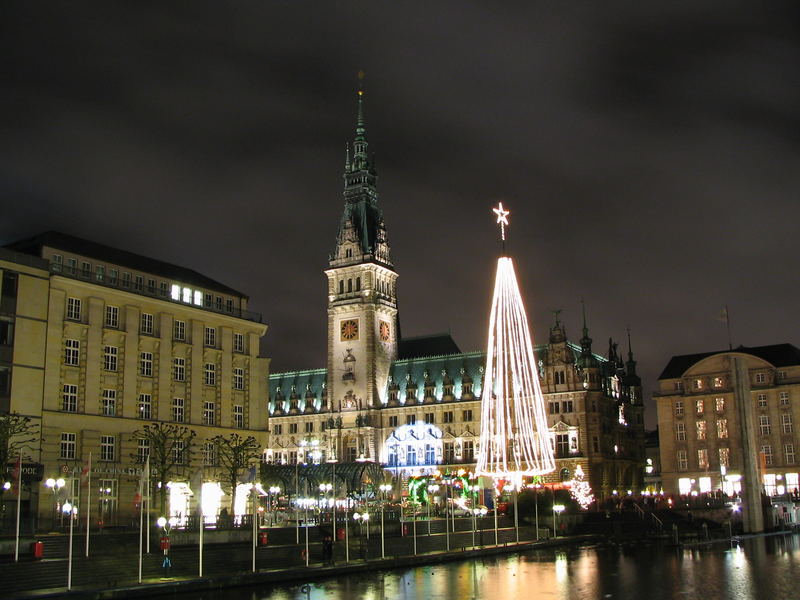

1,272,18,314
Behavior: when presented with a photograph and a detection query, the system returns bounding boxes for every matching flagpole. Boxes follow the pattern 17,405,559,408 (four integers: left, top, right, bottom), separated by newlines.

725,304,733,350
199,468,204,578
14,453,22,562
146,460,150,554
85,452,91,557
138,476,143,583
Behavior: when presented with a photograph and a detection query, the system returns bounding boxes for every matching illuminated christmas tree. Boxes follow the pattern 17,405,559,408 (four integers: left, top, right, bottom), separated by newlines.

476,203,556,481
569,464,594,510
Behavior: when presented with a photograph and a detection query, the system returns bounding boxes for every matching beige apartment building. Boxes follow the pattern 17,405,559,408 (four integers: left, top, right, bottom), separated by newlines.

655,344,800,498
6,232,269,527
0,248,50,525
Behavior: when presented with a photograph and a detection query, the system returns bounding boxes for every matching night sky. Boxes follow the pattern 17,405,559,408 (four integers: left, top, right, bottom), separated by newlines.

3,3,799,428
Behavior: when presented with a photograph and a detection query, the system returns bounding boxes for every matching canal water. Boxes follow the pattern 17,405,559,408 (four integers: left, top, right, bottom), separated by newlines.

191,535,800,600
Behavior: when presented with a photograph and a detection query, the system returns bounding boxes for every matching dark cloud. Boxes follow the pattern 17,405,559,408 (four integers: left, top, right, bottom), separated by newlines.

2,2,799,428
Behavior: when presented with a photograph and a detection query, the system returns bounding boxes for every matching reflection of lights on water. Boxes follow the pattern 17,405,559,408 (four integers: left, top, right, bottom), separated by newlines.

555,551,568,583
732,545,746,568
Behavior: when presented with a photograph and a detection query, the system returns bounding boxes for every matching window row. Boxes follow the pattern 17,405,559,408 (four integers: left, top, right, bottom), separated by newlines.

66,301,247,353
60,389,245,427
52,255,239,314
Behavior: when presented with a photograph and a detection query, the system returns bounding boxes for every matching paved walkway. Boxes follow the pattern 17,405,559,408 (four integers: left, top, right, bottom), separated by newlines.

0,520,583,599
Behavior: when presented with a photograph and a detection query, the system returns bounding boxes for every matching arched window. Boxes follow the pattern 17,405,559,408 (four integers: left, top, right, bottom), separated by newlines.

356,277,361,291
559,467,571,482
347,279,352,293
338,280,344,294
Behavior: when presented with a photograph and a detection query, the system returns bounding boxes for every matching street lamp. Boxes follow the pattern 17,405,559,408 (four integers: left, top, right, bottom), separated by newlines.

379,484,392,558
319,483,332,524
44,477,65,530
353,511,369,560
268,486,280,526
156,516,177,575
62,502,78,590
426,484,439,535
553,504,565,538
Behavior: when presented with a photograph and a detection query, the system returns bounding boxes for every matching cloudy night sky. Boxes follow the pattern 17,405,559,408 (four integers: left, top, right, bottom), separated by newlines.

2,2,799,427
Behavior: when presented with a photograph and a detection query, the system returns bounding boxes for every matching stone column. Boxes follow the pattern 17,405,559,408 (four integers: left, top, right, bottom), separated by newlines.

733,356,764,533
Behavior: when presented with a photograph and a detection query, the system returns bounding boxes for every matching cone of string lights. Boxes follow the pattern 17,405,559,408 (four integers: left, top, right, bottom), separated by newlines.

476,203,556,482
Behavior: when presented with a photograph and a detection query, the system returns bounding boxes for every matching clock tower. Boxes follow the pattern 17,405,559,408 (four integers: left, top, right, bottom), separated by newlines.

324,84,398,460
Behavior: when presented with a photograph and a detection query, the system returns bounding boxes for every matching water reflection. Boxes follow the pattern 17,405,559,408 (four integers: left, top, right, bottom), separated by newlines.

194,535,800,600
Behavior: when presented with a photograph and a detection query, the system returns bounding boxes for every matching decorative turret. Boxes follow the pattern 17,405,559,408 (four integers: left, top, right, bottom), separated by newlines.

624,328,642,388
577,300,599,369
548,309,566,344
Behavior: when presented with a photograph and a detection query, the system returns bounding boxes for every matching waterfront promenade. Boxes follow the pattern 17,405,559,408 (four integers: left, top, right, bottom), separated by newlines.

0,516,564,599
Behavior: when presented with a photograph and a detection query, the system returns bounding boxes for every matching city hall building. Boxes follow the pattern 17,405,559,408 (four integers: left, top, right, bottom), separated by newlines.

266,91,645,500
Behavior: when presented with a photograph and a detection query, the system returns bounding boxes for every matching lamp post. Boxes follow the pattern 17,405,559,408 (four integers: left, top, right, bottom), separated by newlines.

268,486,280,526
156,516,177,576
469,484,480,548
553,504,565,538
426,484,439,535
319,483,332,525
379,484,391,559
62,502,77,590
353,511,369,560
44,478,65,530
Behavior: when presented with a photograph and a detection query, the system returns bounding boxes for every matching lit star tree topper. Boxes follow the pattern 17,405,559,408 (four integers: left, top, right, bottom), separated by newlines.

476,203,555,483
569,464,595,510
493,202,510,243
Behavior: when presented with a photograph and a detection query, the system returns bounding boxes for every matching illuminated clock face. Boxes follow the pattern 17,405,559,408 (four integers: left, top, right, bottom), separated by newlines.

379,321,390,342
340,319,359,341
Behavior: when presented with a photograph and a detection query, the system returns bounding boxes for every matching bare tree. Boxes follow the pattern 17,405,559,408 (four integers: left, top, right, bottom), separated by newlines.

0,413,39,473
130,423,196,514
210,433,261,513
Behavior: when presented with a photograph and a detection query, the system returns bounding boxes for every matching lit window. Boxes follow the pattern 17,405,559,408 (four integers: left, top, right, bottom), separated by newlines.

718,447,729,468
697,449,709,470
696,421,707,440
171,284,181,300
713,377,724,388
717,419,728,439
696,399,704,414
194,290,203,306
183,287,192,303
715,397,725,412
693,379,703,390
